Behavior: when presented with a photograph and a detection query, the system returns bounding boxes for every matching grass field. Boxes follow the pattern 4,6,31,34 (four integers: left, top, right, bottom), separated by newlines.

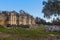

0,24,59,40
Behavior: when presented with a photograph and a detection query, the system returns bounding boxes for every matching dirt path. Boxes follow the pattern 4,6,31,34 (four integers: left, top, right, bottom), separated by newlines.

0,32,59,40
0,32,11,38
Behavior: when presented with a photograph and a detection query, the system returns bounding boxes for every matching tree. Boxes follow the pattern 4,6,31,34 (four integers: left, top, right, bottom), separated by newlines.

52,18,60,25
35,17,46,25
35,17,41,24
42,0,60,18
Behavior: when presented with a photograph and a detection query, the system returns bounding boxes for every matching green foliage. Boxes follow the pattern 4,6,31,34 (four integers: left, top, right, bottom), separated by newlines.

0,27,7,32
42,0,60,18
0,25,59,38
0,37,13,40
34,24,44,31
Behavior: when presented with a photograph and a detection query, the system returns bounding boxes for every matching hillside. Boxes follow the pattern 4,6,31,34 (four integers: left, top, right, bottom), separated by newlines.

0,25,59,40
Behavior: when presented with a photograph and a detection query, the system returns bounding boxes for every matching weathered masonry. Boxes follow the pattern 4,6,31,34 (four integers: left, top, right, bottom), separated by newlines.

0,10,35,28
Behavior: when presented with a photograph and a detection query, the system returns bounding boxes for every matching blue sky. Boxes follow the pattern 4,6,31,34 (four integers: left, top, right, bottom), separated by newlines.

0,0,52,22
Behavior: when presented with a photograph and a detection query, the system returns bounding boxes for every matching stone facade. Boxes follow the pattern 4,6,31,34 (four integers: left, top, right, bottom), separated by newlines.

18,10,35,28
7,11,18,26
0,10,35,28
0,13,6,26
